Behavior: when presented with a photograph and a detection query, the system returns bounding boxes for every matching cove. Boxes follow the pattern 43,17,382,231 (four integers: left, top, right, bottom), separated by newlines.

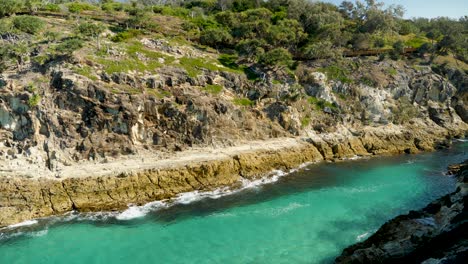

0,141,466,264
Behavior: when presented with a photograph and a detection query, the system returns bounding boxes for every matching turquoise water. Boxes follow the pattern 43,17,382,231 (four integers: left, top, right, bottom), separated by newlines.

0,142,466,264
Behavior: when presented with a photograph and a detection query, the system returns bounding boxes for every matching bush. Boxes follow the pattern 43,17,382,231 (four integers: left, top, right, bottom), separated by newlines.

77,22,105,39
0,0,22,18
28,94,41,107
55,38,83,56
13,16,44,34
110,29,142,42
200,28,232,48
234,98,254,106
40,3,60,12
101,3,123,12
67,2,97,14
258,48,292,67
218,54,239,69
390,40,405,60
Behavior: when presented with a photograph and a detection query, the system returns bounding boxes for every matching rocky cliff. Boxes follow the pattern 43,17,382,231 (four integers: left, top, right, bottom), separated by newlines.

0,30,467,226
335,160,468,264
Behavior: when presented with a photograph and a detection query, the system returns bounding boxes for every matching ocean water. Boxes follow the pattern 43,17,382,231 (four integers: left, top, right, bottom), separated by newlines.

0,141,466,264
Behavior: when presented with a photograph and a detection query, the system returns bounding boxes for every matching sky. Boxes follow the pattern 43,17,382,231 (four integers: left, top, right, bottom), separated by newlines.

324,0,467,19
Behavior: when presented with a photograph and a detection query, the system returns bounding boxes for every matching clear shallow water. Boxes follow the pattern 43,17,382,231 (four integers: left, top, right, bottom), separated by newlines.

0,142,466,264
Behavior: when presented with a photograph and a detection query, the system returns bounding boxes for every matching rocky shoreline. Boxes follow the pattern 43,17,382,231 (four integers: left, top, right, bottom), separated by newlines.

0,122,465,228
335,159,468,264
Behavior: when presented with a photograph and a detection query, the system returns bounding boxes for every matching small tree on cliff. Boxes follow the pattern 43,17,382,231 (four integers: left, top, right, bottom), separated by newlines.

76,22,106,50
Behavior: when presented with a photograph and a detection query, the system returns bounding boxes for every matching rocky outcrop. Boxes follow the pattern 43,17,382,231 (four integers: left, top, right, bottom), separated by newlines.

0,123,463,227
1,43,467,227
335,160,468,264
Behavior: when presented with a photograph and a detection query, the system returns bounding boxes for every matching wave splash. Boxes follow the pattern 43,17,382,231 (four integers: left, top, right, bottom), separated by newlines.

114,165,310,221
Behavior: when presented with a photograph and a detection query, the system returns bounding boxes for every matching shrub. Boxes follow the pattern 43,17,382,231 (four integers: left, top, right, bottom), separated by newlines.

110,29,142,42
234,98,254,106
0,0,22,18
55,38,83,56
13,15,44,34
101,3,123,12
218,54,239,69
77,22,105,39
258,48,292,67
67,2,97,14
200,27,232,48
203,84,223,94
28,94,41,107
40,4,60,12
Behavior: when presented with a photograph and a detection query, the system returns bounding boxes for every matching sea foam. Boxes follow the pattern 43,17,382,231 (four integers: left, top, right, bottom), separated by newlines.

114,164,310,221
7,220,38,229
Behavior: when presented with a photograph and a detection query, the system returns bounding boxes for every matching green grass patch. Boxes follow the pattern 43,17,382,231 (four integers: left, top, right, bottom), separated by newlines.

74,65,98,81
317,66,353,84
233,98,254,107
96,57,159,74
146,89,171,98
179,57,220,77
405,36,429,49
95,42,175,74
126,42,175,63
386,68,398,76
301,116,311,128
203,84,223,95
28,94,41,107
308,96,335,110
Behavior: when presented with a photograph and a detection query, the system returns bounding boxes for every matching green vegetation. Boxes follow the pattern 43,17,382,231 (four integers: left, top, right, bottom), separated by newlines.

233,97,254,107
74,65,98,81
55,38,83,57
179,57,220,77
203,84,223,95
12,15,44,34
111,29,142,43
301,116,311,128
308,96,335,111
317,66,352,84
28,94,41,107
67,2,97,14
0,0,466,79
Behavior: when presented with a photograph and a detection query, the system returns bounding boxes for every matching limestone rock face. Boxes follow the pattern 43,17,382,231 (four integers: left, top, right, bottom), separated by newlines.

0,56,467,227
303,72,337,103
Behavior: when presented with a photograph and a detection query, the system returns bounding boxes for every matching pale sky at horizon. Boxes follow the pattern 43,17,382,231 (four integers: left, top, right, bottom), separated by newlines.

323,0,467,19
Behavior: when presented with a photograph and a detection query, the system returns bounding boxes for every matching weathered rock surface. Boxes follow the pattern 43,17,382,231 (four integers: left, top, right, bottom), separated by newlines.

0,53,467,227
335,160,468,264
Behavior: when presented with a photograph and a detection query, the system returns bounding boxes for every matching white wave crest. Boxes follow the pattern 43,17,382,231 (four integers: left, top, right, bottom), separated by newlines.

27,229,48,238
356,231,370,241
8,220,38,229
116,201,167,220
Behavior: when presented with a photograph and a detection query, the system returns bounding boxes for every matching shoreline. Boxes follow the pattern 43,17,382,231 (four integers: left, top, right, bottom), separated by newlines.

0,123,467,227
335,159,468,263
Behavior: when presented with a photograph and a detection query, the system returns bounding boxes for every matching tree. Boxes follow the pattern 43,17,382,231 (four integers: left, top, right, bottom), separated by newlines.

200,27,232,49
302,41,341,59
390,40,405,60
267,19,306,51
76,22,106,50
3,42,30,71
